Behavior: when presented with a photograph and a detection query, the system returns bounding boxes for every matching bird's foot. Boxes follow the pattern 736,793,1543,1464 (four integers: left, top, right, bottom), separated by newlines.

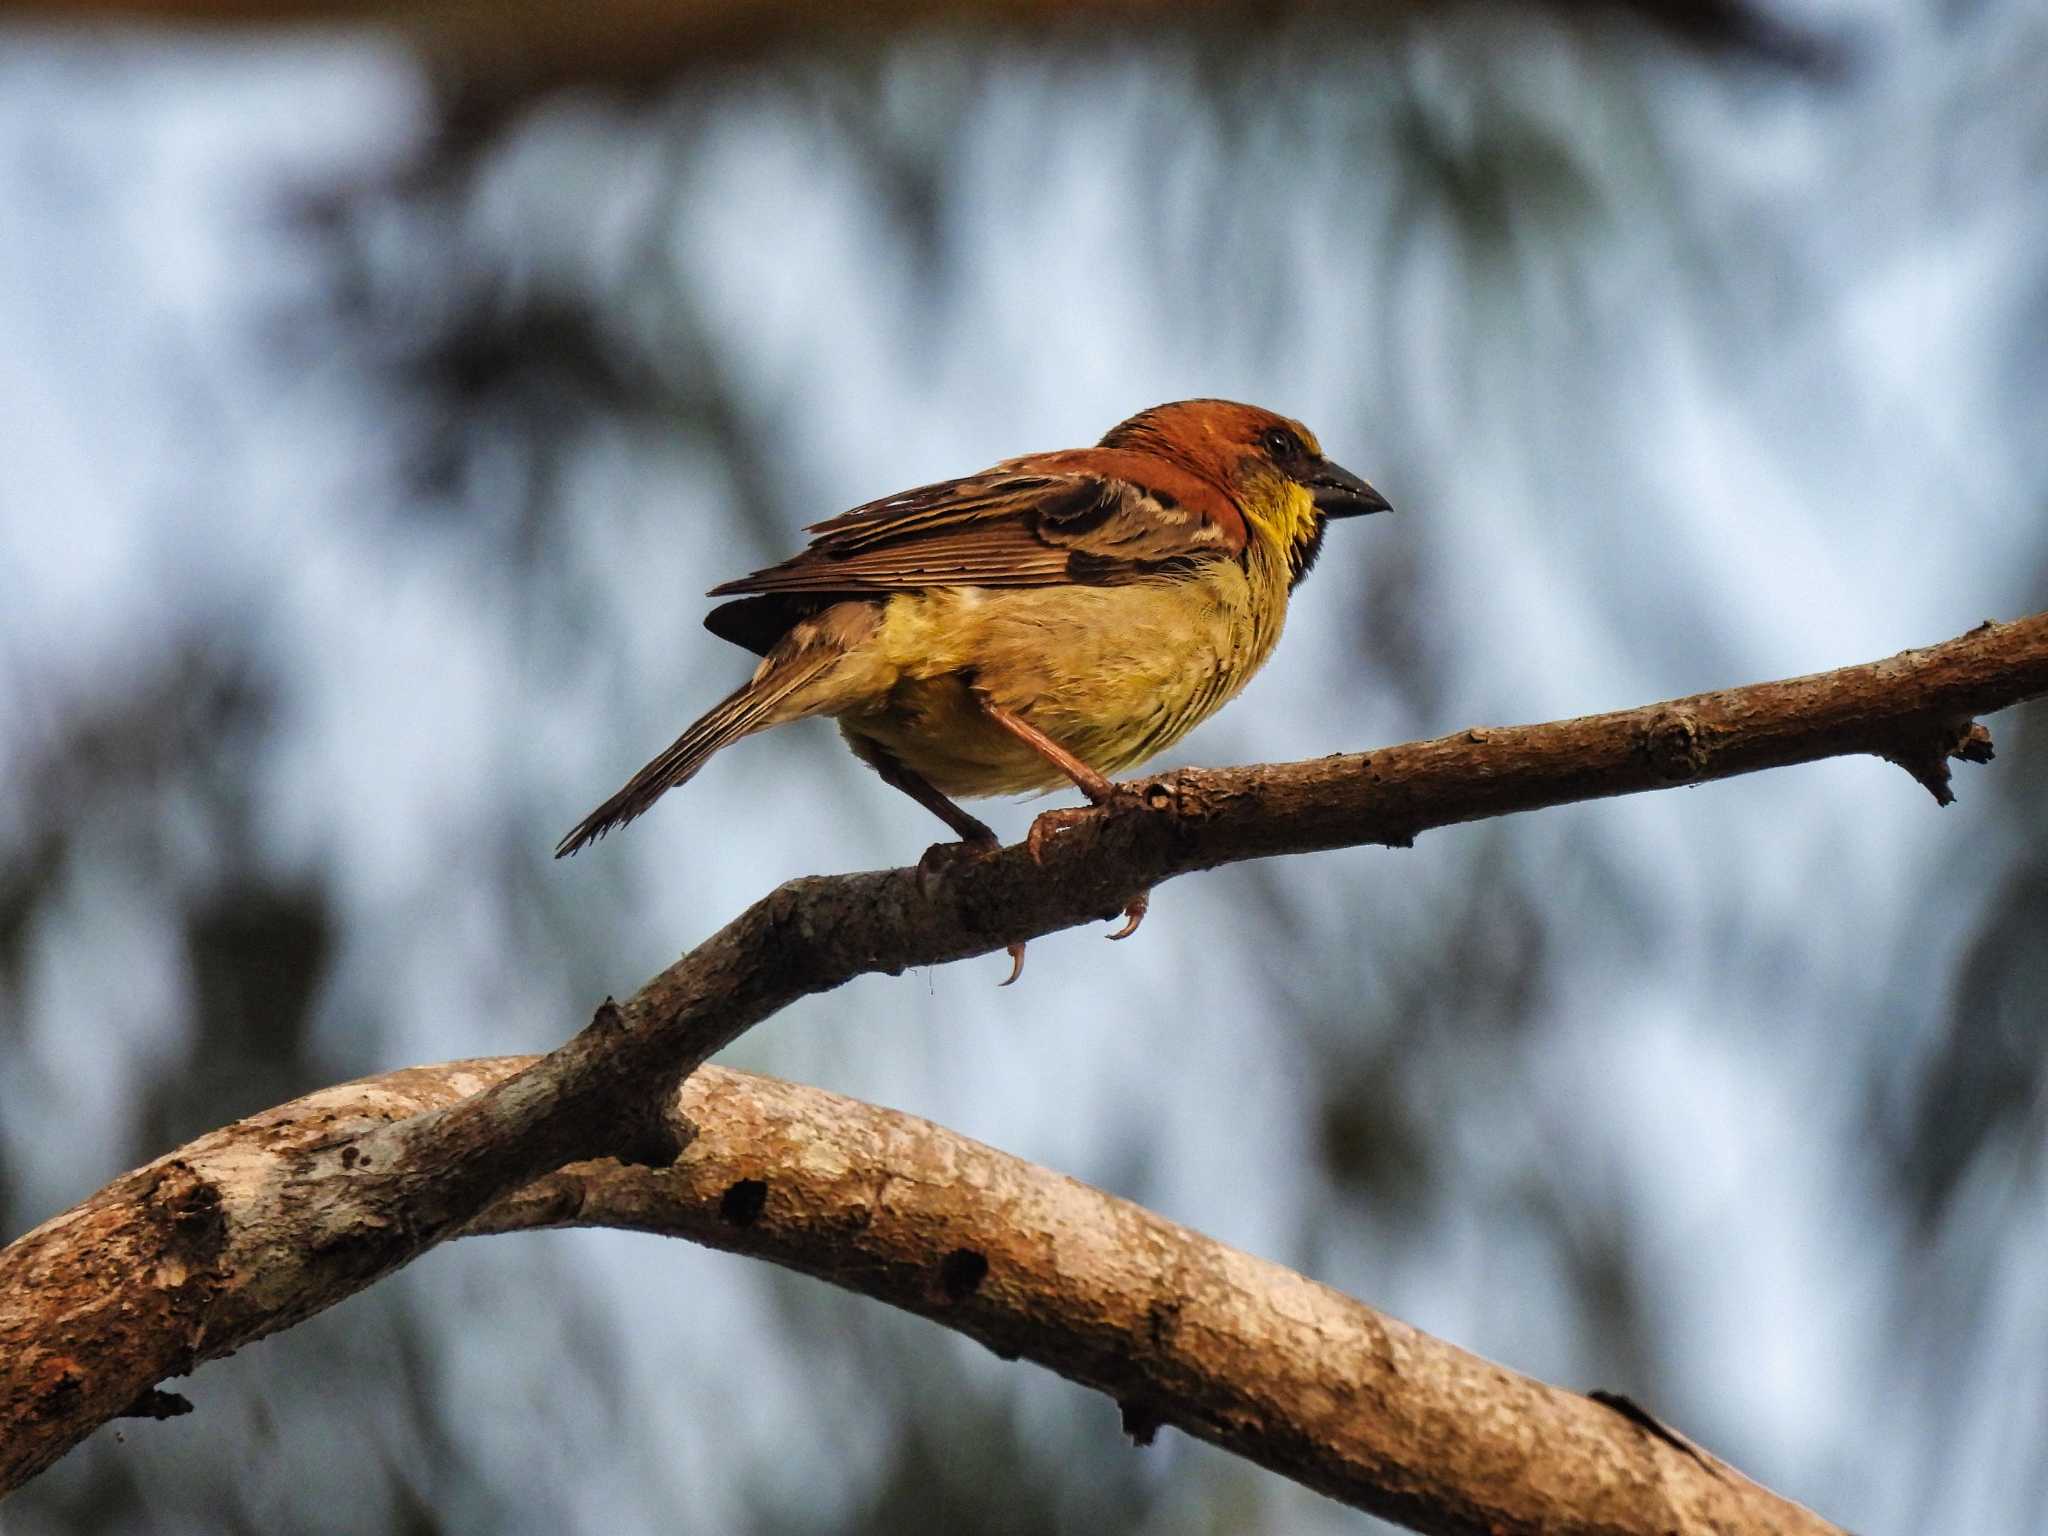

910,837,1026,985
1025,803,1097,864
917,834,1001,882
1024,780,1163,863
1026,786,1159,946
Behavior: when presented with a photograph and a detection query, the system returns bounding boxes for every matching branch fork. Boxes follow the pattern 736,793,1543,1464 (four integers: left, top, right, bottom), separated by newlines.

6,612,2047,1529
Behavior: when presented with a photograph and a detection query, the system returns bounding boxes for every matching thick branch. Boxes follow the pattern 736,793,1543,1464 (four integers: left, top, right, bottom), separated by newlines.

8,1059,1848,1534
4,612,2044,1499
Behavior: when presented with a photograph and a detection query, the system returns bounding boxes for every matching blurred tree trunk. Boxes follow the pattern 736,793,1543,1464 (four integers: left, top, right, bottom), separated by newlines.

11,0,1834,137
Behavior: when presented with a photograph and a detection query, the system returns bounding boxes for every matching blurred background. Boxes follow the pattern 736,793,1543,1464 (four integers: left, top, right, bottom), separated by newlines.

2,0,2045,1531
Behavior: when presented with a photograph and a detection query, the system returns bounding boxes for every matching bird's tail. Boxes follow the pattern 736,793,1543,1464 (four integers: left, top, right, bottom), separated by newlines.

554,656,835,857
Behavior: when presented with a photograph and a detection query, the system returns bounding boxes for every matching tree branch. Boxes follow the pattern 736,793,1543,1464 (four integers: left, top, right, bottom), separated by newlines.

10,1059,1850,1534
5,612,2044,1511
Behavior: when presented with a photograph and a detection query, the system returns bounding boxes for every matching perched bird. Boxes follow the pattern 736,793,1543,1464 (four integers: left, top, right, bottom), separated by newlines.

558,398,1390,973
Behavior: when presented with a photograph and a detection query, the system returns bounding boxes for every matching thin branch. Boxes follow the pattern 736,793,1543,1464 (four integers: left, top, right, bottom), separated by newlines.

4,612,2045,1508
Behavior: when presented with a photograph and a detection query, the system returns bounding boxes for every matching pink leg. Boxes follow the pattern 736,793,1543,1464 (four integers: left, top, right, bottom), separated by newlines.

973,693,1151,946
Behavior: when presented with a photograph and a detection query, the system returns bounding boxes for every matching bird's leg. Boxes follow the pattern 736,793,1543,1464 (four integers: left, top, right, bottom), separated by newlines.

973,694,1152,944
975,698,1117,804
870,747,999,849
868,746,1026,985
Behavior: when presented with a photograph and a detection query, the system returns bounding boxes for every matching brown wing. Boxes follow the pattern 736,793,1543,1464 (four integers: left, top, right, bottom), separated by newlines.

702,448,1247,653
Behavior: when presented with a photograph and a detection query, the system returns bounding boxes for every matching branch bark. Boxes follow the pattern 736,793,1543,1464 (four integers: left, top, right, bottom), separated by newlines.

14,1059,1850,1534
6,612,2046,1520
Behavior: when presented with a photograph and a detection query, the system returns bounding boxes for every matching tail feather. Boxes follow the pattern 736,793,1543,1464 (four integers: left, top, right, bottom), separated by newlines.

555,659,831,856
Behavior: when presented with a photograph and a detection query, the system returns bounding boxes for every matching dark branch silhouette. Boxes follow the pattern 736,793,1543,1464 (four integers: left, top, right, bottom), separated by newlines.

21,0,1843,137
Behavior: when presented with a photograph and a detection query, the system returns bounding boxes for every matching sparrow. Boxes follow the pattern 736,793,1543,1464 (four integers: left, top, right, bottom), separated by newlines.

558,398,1391,978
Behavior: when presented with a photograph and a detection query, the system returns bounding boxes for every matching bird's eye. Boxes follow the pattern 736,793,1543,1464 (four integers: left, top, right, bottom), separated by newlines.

1260,426,1301,460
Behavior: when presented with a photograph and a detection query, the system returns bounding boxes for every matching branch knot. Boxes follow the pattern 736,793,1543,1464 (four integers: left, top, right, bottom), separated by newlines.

1642,710,1710,782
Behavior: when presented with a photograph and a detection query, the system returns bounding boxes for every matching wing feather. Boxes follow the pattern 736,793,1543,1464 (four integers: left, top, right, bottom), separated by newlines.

708,449,1247,602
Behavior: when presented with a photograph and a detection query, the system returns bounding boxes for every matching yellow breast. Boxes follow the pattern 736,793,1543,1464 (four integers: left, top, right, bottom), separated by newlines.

835,538,1295,798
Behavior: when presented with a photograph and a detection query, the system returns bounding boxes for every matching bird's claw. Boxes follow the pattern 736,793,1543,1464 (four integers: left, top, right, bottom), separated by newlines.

1026,784,1154,863
919,835,1001,873
912,840,1015,980
1023,787,1163,950
998,888,1147,983
1025,805,1095,864
1105,890,1149,941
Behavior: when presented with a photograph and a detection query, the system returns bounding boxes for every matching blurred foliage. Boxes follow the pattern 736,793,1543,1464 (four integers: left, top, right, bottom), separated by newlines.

3,1,2046,1534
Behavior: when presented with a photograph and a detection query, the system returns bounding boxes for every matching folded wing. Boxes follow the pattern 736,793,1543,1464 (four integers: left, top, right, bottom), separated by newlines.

703,448,1248,654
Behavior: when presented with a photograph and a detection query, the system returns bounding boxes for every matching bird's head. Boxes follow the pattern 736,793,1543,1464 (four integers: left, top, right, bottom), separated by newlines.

1098,399,1390,586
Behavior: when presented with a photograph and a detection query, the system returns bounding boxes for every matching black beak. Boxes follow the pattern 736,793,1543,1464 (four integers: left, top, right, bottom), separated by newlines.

1307,460,1392,519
